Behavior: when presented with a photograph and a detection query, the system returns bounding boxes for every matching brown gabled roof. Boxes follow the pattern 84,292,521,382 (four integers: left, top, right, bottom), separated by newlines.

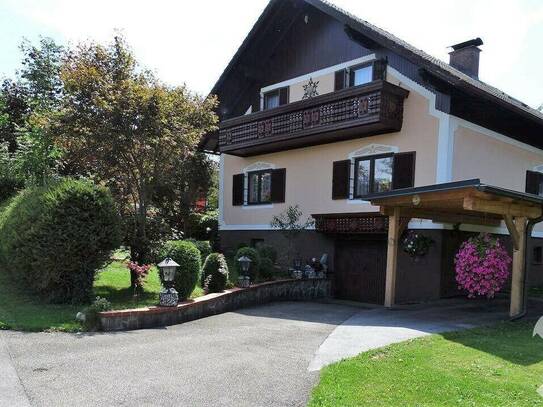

212,0,542,122
308,0,543,123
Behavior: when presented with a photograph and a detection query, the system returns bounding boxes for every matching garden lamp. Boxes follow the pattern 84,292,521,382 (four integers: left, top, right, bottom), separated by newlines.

237,256,252,276
157,257,180,307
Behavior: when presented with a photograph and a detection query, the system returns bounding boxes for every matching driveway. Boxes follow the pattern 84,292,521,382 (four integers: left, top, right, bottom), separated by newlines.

0,299,518,407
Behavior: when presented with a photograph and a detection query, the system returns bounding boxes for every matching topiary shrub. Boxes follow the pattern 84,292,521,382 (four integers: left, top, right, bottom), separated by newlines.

259,257,275,281
201,253,229,293
235,247,260,280
186,239,212,263
158,240,201,300
0,179,121,304
257,244,278,264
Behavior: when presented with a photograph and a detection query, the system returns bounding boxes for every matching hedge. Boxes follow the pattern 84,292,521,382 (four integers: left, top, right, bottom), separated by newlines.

158,240,201,300
0,179,121,304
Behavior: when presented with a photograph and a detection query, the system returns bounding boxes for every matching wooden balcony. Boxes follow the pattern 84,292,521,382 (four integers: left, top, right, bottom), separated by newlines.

218,80,409,156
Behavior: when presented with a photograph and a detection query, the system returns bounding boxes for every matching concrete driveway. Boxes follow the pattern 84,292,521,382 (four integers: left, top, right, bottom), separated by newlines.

0,299,519,407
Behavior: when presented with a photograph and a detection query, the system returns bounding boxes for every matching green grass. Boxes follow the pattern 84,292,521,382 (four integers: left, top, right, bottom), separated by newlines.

309,321,543,406
0,258,204,332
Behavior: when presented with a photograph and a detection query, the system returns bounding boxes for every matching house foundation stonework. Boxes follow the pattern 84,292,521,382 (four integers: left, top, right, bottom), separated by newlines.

202,1,543,312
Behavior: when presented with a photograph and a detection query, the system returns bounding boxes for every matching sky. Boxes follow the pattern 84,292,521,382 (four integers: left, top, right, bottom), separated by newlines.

1,0,542,108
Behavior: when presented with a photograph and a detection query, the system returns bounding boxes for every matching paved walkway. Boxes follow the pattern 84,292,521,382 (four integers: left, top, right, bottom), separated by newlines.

1,299,517,407
308,299,510,371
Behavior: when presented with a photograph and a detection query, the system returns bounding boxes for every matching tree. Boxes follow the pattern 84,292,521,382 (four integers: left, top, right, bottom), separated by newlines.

56,36,218,273
0,37,64,184
270,205,314,266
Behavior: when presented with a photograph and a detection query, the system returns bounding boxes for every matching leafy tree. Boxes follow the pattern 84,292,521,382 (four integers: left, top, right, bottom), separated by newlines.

270,205,314,266
56,36,218,270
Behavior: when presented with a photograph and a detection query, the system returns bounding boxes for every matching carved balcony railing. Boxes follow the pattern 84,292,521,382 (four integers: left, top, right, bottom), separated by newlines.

313,213,390,234
219,80,409,156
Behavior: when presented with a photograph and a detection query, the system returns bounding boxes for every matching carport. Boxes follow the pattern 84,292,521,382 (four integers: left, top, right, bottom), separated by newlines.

370,179,543,318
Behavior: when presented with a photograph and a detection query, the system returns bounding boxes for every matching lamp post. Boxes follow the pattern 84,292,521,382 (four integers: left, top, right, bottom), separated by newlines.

158,257,180,306
237,256,252,288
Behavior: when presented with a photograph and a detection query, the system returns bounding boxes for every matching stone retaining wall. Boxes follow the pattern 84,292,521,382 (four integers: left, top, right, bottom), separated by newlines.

99,279,331,331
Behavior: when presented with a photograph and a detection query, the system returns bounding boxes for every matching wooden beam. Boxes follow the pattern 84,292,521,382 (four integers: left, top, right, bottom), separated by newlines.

510,217,527,318
463,197,542,219
503,215,519,250
380,207,501,227
384,207,400,308
399,217,411,236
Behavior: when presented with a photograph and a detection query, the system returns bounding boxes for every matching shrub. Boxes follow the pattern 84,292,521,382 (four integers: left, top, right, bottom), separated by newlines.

187,210,218,245
0,179,121,304
259,257,275,280
235,247,260,280
257,244,278,264
201,253,229,293
158,240,201,300
0,177,23,204
81,296,111,331
186,239,212,263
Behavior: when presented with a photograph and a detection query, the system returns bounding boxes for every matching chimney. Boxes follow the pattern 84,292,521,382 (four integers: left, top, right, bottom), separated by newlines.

448,38,483,79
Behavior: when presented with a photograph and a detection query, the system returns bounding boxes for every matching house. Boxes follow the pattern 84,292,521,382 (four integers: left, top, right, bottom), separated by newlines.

200,0,543,316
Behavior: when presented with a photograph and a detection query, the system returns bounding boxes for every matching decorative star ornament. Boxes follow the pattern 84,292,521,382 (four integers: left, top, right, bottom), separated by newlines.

302,77,319,99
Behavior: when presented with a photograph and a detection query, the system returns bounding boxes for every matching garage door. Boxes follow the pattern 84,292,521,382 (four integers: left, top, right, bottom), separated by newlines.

334,239,387,304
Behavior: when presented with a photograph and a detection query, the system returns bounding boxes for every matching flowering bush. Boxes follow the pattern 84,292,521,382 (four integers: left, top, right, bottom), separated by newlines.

455,233,512,298
127,261,152,293
401,231,434,258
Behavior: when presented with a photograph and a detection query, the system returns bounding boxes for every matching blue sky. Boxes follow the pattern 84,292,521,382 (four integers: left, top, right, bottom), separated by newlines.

1,0,542,108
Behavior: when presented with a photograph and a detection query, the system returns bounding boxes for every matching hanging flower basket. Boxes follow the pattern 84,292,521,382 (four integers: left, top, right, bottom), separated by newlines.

401,231,434,258
455,233,512,298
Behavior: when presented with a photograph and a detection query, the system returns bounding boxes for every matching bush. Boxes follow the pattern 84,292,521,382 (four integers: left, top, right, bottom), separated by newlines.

186,239,212,263
235,247,260,280
0,179,121,304
0,177,23,204
201,253,229,293
158,240,201,300
81,296,111,331
186,210,218,245
259,257,275,280
257,244,278,264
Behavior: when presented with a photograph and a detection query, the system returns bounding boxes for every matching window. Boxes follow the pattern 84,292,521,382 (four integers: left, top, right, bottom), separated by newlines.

248,170,272,204
352,65,373,86
264,91,280,109
263,87,289,110
354,154,393,197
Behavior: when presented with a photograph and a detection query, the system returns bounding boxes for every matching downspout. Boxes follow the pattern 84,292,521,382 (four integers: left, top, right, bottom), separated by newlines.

510,212,543,321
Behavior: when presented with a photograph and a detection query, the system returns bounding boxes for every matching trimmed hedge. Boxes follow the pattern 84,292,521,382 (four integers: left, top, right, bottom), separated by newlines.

235,247,260,280
186,239,212,263
0,179,121,304
201,253,228,293
158,240,201,300
257,244,278,264
259,257,275,280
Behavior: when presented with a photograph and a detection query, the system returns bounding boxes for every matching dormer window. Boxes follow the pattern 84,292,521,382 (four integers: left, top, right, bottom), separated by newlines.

263,87,289,110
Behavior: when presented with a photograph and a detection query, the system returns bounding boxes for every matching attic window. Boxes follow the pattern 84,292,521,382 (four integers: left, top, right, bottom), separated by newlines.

351,64,373,86
263,87,289,110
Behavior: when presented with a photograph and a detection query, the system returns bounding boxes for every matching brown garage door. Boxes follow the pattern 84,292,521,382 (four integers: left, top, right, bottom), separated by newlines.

334,239,387,304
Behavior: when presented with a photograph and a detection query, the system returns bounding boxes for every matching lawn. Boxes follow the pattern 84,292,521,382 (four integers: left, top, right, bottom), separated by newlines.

309,321,543,406
0,258,204,332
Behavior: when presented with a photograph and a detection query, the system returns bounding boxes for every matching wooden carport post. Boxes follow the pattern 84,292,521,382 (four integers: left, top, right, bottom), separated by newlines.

507,216,527,317
384,207,400,308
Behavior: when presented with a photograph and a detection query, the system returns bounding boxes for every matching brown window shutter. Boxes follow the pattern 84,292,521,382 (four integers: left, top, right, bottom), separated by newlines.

526,170,542,195
392,152,416,190
279,87,289,106
271,168,286,203
372,58,387,81
232,173,244,206
332,160,351,199
334,69,346,91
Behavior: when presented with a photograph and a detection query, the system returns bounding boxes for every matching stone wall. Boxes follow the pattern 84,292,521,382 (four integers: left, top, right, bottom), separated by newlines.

99,279,331,332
